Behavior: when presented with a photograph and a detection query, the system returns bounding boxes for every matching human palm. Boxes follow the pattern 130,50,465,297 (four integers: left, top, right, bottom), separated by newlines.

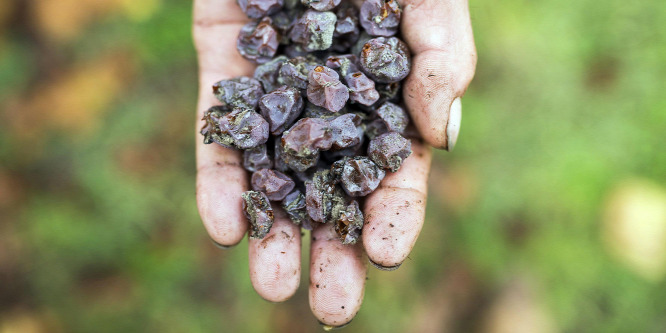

193,0,476,327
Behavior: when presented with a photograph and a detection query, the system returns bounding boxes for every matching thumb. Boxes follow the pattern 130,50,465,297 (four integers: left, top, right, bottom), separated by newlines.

400,0,477,150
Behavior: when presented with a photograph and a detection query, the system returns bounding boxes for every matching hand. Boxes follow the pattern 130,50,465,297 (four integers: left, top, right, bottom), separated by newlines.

193,0,476,327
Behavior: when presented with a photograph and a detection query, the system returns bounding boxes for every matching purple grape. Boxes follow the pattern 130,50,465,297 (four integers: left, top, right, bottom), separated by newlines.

282,118,333,153
301,0,341,11
242,191,275,239
334,200,363,244
280,117,334,171
289,10,337,51
258,86,304,135
237,17,280,64
359,37,411,83
305,170,346,223
322,138,364,161
351,31,372,55
375,101,409,133
303,100,341,119
243,144,273,172
332,3,360,52
307,65,349,112
282,190,308,225
293,156,333,183
375,81,402,104
251,169,296,201
364,118,388,139
331,156,385,197
283,0,300,9
218,109,270,149
345,71,379,106
212,77,264,109
334,4,359,36
322,113,365,161
328,113,363,149
356,81,402,112
367,132,412,172
200,106,233,147
364,102,409,138
283,44,310,58
359,0,402,37
278,56,318,90
238,0,284,19
325,54,359,77
200,0,420,245
254,56,289,92
270,8,301,44
273,136,290,172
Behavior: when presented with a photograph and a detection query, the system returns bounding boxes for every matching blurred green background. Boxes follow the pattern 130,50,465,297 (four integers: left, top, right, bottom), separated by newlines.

1,0,665,332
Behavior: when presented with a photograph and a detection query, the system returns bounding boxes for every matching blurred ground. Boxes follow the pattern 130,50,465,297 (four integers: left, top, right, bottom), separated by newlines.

1,0,665,332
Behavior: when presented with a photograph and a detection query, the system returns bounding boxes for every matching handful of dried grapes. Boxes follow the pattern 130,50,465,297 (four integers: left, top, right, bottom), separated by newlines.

200,0,414,245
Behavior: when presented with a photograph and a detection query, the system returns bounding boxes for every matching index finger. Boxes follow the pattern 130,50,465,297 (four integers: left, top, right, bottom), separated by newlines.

362,140,432,269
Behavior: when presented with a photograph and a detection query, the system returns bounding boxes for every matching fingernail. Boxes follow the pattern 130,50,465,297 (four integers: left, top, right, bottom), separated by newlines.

368,258,402,271
446,97,462,152
319,319,353,331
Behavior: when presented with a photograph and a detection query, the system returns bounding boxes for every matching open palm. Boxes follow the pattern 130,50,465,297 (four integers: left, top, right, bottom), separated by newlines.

193,0,476,327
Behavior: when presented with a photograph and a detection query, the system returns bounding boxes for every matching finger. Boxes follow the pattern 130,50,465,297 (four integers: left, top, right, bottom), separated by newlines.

400,0,477,150
309,223,367,327
248,208,302,302
363,140,432,269
193,0,255,246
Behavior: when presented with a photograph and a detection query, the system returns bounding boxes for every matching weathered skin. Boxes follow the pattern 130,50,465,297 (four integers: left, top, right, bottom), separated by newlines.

363,142,431,268
193,0,476,327
309,223,366,327
248,208,301,302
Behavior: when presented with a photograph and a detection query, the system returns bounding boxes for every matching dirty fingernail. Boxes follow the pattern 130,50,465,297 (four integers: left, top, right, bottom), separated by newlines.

446,97,462,152
320,319,353,331
368,258,402,271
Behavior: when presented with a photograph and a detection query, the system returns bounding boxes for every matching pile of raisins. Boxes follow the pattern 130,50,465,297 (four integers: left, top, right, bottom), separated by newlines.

201,0,413,244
